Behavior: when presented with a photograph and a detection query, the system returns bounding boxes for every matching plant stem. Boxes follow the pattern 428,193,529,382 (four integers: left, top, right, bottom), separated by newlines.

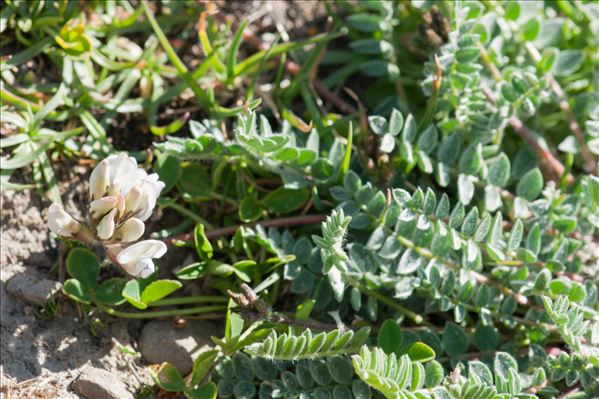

342,274,429,326
97,303,227,319
481,85,573,184
148,295,229,307
418,55,443,130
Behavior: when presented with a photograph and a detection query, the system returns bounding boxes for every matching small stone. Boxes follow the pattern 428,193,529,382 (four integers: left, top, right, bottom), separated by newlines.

139,320,219,375
6,273,62,305
71,366,132,399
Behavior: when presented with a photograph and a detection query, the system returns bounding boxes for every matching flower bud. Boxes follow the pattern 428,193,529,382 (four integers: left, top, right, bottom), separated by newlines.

89,160,109,200
114,218,144,242
96,208,116,240
89,196,118,219
124,186,143,214
48,204,81,237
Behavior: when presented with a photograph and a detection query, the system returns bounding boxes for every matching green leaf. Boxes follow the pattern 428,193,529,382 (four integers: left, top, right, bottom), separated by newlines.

262,187,309,213
295,299,316,320
405,342,435,363
505,2,520,20
417,125,438,154
378,320,403,356
176,262,209,280
501,82,519,102
151,362,186,392
458,174,474,205
94,278,126,305
539,47,559,72
473,324,499,351
191,350,219,386
455,46,480,63
380,134,395,153
522,18,540,40
122,279,146,309
508,219,523,252
437,133,461,165
344,171,362,193
194,223,213,260
63,279,92,304
442,323,469,357
66,248,100,291
487,153,511,187
186,382,217,399
140,280,182,305
369,115,388,136
179,162,210,197
461,207,479,237
516,168,543,201
346,13,383,32
554,49,583,77
458,144,482,175
389,109,404,136
239,196,263,222
154,154,180,194
494,352,518,380
424,361,444,387
359,60,399,78
226,20,248,79
402,114,416,143
341,123,353,178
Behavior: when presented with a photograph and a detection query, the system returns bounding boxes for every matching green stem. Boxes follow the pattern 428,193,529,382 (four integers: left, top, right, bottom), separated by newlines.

148,295,228,307
97,303,226,319
342,274,429,326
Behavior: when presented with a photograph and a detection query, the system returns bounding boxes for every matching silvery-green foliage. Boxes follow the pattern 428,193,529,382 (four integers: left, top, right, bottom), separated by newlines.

244,327,370,360
155,112,344,189
214,353,372,399
352,347,544,399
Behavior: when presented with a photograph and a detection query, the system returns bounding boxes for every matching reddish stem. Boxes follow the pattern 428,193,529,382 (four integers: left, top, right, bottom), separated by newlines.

482,86,573,184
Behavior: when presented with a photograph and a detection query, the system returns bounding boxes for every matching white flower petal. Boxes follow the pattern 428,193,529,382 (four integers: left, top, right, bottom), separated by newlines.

48,204,81,237
135,177,165,221
89,159,109,200
119,258,154,277
96,208,117,240
89,196,118,218
124,186,143,214
106,154,138,187
137,259,156,278
116,239,167,265
114,218,144,242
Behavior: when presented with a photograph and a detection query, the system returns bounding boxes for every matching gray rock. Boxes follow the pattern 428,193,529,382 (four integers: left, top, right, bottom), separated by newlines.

71,366,132,399
139,320,219,375
6,273,62,305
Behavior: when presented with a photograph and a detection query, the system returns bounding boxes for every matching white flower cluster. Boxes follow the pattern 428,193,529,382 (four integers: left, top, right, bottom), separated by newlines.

48,155,167,278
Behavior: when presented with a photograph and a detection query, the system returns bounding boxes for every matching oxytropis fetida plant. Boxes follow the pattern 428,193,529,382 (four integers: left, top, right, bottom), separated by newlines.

47,154,166,277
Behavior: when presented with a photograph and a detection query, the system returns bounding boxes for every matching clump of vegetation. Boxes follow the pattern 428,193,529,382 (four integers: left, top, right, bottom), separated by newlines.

1,1,598,398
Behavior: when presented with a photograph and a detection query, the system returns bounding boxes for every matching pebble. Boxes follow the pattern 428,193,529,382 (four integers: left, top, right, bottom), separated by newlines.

71,366,132,399
139,319,219,375
6,274,62,305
